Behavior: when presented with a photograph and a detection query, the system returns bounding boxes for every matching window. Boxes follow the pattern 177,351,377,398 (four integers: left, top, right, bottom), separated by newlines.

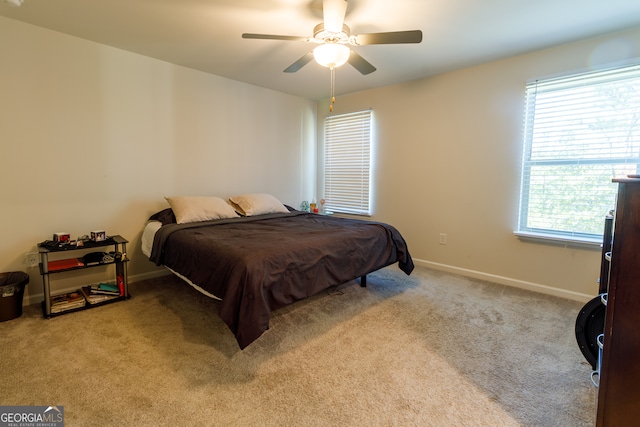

518,64,640,243
323,110,372,215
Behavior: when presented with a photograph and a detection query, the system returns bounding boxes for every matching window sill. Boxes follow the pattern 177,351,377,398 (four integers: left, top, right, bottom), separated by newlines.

514,231,602,250
327,211,372,218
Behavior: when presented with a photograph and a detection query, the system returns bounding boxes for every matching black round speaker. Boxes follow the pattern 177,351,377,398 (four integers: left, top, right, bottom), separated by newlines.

575,295,606,369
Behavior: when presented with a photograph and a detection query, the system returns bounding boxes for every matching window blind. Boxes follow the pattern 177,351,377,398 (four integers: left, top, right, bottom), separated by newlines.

518,64,640,241
324,110,372,215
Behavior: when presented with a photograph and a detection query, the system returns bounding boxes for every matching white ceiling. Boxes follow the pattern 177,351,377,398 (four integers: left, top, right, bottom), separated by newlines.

2,0,640,100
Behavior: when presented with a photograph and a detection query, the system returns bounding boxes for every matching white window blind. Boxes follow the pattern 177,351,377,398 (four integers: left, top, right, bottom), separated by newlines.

324,110,372,215
518,64,640,242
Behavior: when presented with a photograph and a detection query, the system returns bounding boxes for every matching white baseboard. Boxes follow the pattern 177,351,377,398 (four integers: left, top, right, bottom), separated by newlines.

413,258,594,303
128,269,172,283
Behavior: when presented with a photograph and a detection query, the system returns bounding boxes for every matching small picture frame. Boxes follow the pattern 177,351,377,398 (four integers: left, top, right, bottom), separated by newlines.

53,232,70,243
91,230,106,242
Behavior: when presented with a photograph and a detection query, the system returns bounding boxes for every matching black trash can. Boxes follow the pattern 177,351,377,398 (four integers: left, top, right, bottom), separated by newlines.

0,271,29,322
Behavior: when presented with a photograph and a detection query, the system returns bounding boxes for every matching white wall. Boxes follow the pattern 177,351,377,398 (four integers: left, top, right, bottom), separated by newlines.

0,17,316,304
318,27,640,301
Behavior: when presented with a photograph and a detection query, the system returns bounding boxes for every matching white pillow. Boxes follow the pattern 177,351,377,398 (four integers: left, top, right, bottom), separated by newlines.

165,196,239,224
228,193,289,216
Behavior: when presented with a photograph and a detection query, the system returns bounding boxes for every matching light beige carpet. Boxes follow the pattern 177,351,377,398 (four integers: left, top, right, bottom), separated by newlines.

0,266,596,426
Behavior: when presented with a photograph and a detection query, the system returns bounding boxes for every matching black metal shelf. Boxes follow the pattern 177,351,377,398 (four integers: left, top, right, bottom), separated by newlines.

37,235,130,318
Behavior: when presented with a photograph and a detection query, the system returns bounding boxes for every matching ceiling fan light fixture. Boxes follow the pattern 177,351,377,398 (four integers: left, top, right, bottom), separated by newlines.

313,43,350,68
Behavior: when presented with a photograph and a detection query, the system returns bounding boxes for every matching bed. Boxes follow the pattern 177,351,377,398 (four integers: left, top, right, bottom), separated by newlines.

142,194,414,349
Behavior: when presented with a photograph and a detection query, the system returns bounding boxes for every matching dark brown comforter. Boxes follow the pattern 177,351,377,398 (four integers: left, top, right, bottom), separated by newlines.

149,210,413,349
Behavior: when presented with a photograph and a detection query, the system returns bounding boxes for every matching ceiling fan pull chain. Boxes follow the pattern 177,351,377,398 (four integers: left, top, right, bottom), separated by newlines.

330,66,336,112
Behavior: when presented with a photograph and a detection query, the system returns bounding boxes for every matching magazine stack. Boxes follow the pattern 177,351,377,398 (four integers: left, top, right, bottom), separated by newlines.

50,291,86,313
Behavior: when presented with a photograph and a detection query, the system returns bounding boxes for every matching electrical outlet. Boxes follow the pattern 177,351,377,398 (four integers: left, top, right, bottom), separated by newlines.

439,233,447,245
25,252,39,268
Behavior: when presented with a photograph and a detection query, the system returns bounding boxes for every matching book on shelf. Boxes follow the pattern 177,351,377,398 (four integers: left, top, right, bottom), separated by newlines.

48,258,84,271
80,286,119,304
50,290,86,313
88,283,120,296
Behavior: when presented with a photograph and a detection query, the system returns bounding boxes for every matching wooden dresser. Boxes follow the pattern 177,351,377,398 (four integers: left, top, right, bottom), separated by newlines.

596,177,640,426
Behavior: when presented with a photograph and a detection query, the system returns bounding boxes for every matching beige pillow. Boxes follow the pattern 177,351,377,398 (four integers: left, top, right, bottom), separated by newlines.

165,196,239,224
228,193,289,216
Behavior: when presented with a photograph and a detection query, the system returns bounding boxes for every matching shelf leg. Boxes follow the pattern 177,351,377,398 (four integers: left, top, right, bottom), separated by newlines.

40,252,51,317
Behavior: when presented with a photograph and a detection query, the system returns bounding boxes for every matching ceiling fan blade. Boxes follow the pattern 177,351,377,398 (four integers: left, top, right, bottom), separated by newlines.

354,30,423,45
284,51,315,73
323,0,347,33
348,51,376,75
242,33,308,42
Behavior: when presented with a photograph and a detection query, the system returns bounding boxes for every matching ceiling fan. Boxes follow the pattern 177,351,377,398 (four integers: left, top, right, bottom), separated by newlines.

241,0,423,76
